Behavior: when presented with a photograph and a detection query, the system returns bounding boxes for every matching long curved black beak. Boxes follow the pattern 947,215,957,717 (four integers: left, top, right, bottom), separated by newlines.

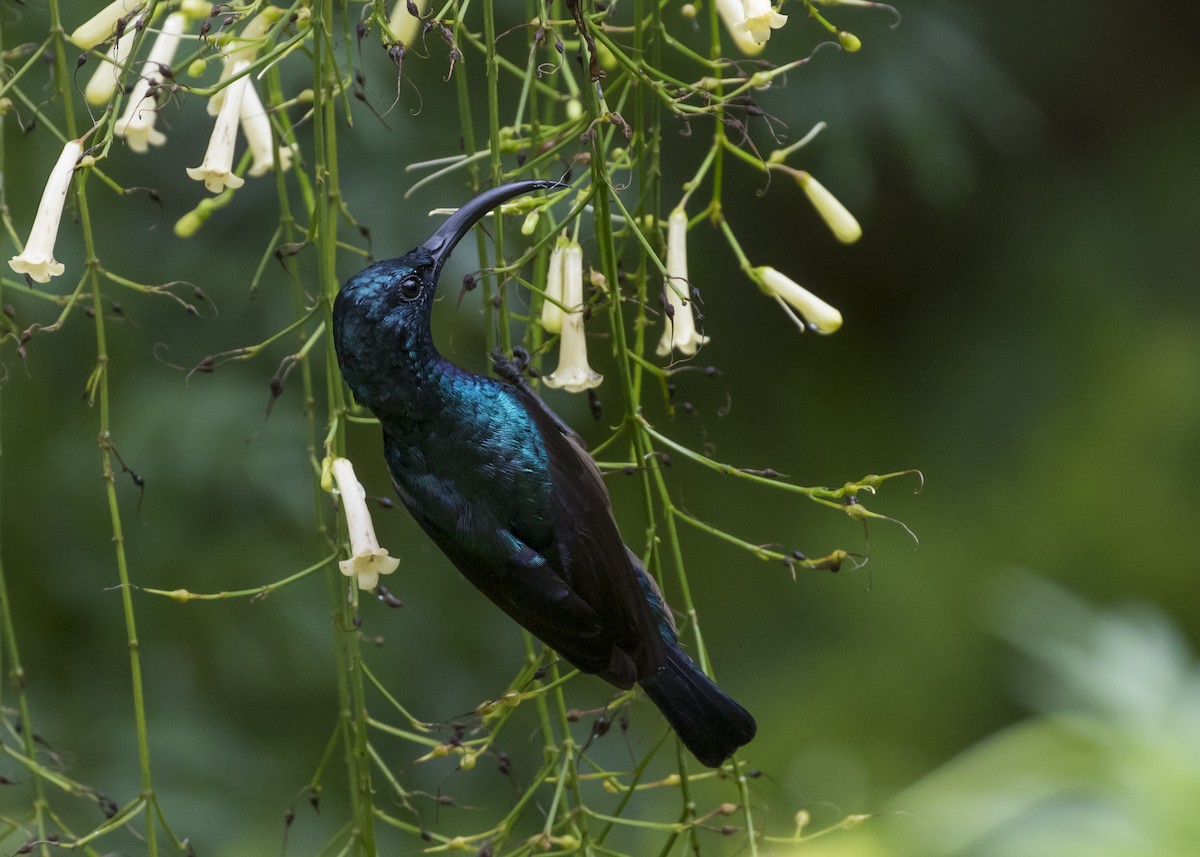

421,180,565,276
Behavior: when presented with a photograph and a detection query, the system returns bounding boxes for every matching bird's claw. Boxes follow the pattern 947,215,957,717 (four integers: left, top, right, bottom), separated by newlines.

491,346,532,384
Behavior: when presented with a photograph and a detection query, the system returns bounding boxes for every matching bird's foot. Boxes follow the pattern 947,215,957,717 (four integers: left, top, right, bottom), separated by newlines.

491,346,534,385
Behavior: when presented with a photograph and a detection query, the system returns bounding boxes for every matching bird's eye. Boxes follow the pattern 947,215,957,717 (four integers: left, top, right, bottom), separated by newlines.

398,276,423,301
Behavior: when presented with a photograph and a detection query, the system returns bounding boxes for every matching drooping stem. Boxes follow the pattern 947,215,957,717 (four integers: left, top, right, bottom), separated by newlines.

313,2,376,852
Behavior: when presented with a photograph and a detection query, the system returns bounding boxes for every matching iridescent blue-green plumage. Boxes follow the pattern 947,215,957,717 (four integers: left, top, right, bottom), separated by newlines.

332,182,754,767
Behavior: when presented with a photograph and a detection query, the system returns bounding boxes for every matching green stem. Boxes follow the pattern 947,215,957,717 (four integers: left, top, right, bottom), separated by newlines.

47,0,166,850
313,2,375,852
482,0,512,353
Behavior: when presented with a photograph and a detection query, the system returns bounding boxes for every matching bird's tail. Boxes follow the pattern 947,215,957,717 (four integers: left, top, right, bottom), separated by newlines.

639,645,756,768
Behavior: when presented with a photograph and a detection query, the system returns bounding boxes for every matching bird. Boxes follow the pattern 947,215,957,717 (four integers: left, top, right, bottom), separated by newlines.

331,181,755,767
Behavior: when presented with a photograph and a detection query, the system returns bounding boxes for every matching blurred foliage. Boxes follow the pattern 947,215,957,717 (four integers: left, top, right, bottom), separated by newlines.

772,576,1200,857
3,0,1199,854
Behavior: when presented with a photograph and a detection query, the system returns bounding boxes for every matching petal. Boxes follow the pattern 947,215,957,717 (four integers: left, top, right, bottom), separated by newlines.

8,254,65,284
543,365,604,393
339,549,400,590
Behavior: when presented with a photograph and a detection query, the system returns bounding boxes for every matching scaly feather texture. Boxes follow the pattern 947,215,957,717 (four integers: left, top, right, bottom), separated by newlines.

331,182,755,767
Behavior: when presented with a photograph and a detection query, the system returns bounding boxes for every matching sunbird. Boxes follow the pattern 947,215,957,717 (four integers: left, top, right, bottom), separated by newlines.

332,181,755,767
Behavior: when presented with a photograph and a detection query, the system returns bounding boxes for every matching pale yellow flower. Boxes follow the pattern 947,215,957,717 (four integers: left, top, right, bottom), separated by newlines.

8,139,83,284
329,458,400,591
656,208,710,357
716,0,766,56
187,61,249,193
737,0,789,44
543,242,603,392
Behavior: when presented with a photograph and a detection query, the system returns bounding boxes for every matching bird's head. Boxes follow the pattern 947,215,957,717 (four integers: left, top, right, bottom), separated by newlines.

333,180,562,405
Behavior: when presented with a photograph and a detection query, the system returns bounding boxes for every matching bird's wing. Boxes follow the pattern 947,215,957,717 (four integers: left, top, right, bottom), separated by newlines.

507,384,668,671
389,458,633,682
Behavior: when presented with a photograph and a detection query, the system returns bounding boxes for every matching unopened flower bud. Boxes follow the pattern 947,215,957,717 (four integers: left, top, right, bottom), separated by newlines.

69,0,141,50
795,171,862,244
754,266,843,334
521,209,539,236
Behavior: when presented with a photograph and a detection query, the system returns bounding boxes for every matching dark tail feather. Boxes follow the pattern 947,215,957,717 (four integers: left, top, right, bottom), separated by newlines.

639,645,756,768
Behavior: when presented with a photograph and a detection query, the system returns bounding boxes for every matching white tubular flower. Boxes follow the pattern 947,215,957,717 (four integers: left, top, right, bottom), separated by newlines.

115,13,187,153
85,13,142,106
543,242,603,393
8,138,83,284
240,79,293,177
796,171,862,244
754,266,843,334
540,235,569,335
656,208,710,357
737,0,788,45
389,0,430,44
330,458,400,591
69,0,142,50
716,0,765,56
187,60,249,193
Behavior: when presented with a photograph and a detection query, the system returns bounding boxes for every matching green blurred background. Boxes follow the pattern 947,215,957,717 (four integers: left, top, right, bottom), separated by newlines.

2,0,1199,853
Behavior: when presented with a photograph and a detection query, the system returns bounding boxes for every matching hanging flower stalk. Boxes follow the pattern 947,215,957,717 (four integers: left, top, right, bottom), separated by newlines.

115,12,188,153
187,60,250,193
8,138,84,284
543,241,603,392
753,266,843,333
327,457,400,591
657,208,710,357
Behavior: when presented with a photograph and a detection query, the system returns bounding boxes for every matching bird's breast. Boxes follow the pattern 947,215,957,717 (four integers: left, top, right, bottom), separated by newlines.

380,371,557,547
